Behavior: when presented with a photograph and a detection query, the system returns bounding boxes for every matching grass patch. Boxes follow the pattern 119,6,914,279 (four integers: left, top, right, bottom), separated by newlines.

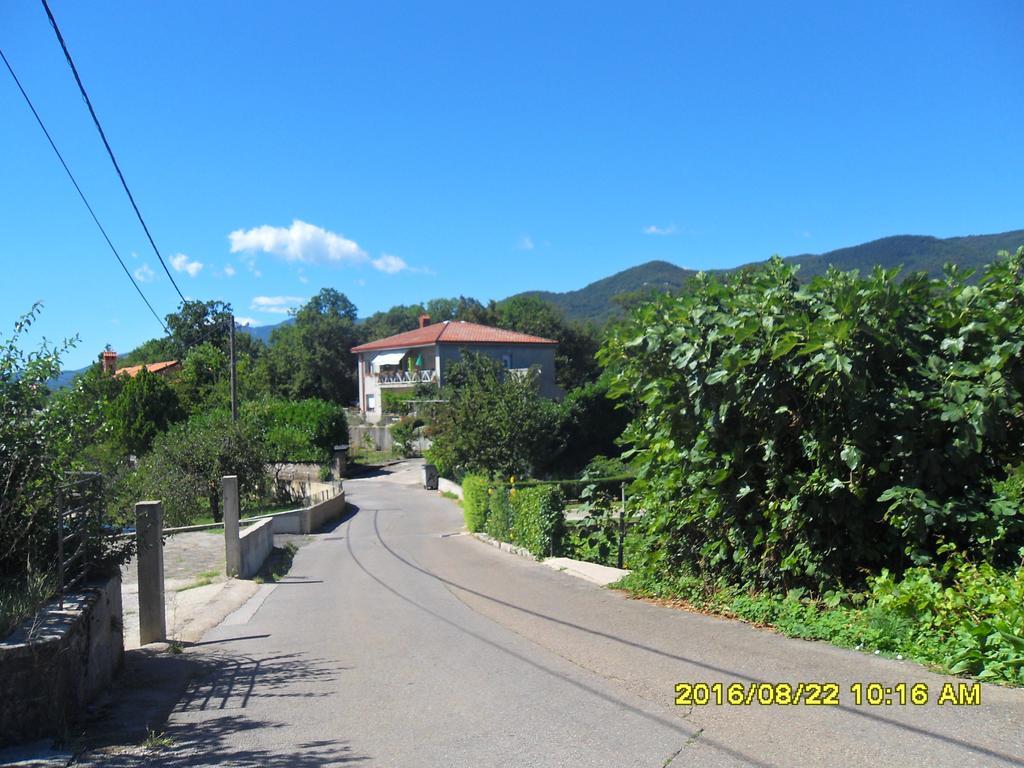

440,490,461,503
0,571,57,639
175,568,221,592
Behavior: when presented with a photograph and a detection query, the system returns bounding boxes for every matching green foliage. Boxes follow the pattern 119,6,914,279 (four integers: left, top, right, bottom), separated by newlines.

602,250,1024,590
165,299,233,355
509,485,565,558
241,397,346,463
265,289,361,404
543,379,631,477
107,367,184,456
484,484,513,541
174,342,227,412
125,409,267,526
617,553,1024,685
461,474,490,532
426,352,559,479
390,415,421,458
2,306,132,631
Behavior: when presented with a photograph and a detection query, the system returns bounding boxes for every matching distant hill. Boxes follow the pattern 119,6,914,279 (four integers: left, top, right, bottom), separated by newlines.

56,228,1021,389
519,229,1024,323
239,316,293,345
773,230,1024,281
517,260,698,325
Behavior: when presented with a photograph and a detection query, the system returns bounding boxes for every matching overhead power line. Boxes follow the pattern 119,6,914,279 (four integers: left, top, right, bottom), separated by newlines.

0,46,169,335
39,0,187,304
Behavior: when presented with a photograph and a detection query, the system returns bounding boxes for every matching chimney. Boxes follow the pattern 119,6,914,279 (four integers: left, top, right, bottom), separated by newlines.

418,314,431,329
101,350,118,375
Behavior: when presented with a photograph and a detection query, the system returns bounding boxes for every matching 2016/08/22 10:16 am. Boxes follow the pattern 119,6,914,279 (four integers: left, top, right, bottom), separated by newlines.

674,681,982,707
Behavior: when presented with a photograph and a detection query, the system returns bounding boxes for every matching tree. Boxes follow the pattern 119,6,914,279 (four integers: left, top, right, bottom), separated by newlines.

265,288,362,404
425,296,494,324
166,299,233,355
361,304,425,342
426,352,559,479
107,367,184,456
128,409,267,525
174,342,228,413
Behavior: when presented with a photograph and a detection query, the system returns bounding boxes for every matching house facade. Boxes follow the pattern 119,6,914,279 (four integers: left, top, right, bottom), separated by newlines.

350,315,560,423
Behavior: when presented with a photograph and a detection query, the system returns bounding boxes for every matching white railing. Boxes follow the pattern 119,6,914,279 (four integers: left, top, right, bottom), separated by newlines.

377,369,438,385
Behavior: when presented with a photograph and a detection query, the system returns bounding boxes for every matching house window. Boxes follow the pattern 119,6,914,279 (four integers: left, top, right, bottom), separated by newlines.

501,353,512,369
367,393,376,411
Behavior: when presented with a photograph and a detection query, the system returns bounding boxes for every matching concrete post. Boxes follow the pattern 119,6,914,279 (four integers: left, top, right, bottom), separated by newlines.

135,500,165,645
223,475,240,577
332,444,348,479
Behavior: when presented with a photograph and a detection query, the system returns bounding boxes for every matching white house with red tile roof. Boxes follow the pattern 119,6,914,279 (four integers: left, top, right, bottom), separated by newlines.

350,314,560,423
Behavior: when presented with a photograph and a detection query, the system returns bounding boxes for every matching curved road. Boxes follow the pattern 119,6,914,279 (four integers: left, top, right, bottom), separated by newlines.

111,464,1024,767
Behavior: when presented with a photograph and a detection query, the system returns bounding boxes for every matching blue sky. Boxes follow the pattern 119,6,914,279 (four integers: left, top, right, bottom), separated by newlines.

2,1,1022,369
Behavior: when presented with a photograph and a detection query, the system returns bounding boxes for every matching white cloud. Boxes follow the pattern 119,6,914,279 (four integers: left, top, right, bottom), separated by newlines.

133,263,155,283
251,295,306,314
229,219,367,265
372,254,408,274
234,316,258,326
517,235,535,251
170,253,204,277
223,264,236,277
643,224,677,236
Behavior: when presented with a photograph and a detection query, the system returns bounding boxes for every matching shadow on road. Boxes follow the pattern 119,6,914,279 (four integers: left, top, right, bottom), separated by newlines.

72,646,367,766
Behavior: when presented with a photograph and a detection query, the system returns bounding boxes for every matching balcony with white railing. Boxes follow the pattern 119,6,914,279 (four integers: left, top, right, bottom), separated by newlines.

376,369,438,387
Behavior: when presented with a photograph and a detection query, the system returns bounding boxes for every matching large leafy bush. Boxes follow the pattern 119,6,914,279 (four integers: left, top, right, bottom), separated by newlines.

601,251,1024,590
241,397,347,463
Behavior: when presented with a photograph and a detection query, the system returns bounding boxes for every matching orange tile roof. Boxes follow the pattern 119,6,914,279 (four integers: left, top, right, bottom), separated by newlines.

351,321,557,353
115,360,180,378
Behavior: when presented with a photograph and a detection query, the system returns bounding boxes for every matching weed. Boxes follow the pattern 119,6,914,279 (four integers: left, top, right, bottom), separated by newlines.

142,729,174,750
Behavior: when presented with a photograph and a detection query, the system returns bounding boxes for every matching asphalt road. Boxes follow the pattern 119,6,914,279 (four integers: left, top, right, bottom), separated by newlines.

91,465,1024,767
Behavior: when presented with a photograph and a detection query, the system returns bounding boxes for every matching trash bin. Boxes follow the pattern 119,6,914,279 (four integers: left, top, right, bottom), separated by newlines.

423,463,439,490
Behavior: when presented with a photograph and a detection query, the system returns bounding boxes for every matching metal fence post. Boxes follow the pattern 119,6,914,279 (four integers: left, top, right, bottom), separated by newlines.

135,500,166,644
617,482,626,570
223,475,240,577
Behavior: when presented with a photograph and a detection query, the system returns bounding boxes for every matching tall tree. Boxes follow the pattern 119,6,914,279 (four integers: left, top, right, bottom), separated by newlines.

165,299,234,356
265,288,362,404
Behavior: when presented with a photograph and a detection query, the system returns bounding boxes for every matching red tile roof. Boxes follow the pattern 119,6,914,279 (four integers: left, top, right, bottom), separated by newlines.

351,321,557,353
115,360,181,378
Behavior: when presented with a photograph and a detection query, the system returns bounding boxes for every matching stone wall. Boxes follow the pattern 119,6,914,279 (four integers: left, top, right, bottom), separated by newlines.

0,573,123,744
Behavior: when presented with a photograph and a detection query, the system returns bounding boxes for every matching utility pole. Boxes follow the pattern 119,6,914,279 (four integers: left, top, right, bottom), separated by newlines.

229,314,238,422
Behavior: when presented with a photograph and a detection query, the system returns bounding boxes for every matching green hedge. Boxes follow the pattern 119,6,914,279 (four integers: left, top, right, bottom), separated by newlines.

485,485,513,541
462,474,490,532
510,485,565,558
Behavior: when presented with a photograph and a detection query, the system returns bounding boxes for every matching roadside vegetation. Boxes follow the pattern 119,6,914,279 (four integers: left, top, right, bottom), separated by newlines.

5,246,1024,683
434,249,1024,685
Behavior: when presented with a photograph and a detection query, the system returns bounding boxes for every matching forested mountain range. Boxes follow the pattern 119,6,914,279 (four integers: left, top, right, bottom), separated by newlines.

514,229,1024,323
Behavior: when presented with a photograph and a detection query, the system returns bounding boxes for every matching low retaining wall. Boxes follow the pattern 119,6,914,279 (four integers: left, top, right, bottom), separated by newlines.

0,573,123,744
438,477,463,499
239,518,274,579
267,491,347,535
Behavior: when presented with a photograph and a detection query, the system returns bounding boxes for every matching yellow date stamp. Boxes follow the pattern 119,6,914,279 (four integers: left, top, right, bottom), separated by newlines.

674,681,981,707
